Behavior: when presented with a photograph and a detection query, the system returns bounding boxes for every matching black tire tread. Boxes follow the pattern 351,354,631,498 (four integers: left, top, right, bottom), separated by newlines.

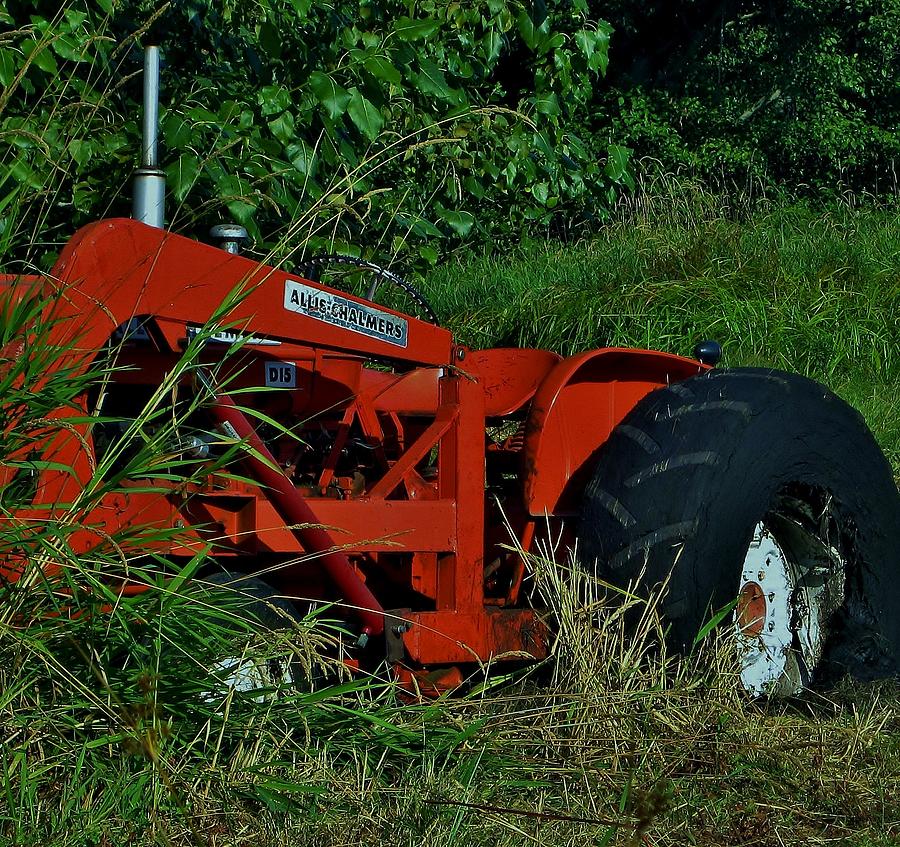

577,367,900,681
202,569,303,631
623,451,722,488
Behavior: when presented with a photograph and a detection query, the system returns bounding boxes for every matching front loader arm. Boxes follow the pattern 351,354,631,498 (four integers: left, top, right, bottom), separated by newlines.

7,218,455,511
48,218,455,367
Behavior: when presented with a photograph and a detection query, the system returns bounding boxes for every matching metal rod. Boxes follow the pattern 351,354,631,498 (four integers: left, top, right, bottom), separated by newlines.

132,45,166,228
140,46,160,168
198,370,386,640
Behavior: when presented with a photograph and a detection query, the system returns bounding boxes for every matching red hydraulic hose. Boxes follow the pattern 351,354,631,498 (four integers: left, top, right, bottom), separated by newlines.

197,370,384,639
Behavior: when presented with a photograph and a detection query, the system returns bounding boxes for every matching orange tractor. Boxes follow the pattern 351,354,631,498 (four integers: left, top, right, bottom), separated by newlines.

1,49,898,697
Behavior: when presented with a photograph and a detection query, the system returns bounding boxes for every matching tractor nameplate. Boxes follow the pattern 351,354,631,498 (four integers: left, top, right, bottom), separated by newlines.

284,279,408,348
186,325,281,346
265,361,297,388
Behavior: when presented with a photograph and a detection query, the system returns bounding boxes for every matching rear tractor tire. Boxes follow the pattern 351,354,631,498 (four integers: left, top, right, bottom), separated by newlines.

577,368,900,697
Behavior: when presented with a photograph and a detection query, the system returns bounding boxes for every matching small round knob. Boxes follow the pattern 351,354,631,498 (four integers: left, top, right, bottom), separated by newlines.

209,223,249,254
693,339,722,366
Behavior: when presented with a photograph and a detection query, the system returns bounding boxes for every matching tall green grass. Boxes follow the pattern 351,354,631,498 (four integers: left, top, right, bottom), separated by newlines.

0,292,473,845
426,201,900,379
3,197,896,846
0,223,897,845
425,197,900,468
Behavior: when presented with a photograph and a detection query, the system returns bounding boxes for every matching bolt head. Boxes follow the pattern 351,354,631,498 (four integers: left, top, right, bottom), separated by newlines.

210,223,249,241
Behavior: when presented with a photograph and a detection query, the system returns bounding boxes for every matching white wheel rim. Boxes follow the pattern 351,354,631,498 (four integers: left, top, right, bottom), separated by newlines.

206,650,295,703
735,516,845,697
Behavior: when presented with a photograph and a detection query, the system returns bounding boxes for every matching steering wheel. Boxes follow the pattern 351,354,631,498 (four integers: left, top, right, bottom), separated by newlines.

302,254,439,325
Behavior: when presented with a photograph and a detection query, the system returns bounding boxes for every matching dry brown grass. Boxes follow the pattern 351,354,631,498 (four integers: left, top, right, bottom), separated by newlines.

221,549,900,847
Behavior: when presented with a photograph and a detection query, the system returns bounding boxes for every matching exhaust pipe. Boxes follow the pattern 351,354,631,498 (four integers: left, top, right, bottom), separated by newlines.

132,45,166,228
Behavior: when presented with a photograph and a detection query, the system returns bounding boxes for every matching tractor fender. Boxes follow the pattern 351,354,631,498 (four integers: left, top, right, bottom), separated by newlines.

522,348,705,516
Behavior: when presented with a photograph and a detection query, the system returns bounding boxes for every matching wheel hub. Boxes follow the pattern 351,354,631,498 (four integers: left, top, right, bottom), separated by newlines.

736,523,802,696
736,581,766,636
204,647,296,704
734,517,845,697
214,654,293,694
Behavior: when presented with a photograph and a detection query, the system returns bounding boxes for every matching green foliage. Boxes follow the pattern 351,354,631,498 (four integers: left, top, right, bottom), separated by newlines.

0,3,132,268
0,0,627,270
5,0,900,266
601,0,900,199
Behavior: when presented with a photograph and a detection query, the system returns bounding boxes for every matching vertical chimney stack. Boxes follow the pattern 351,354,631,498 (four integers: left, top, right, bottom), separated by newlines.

132,46,166,228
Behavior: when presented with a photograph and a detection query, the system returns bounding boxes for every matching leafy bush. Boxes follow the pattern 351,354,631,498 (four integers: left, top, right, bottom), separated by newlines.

602,0,900,200
0,0,629,271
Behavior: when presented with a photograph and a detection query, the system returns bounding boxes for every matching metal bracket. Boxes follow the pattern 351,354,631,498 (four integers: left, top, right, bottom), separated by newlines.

384,610,412,663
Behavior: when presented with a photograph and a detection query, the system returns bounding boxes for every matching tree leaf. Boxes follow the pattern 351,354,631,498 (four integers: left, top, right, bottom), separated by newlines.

27,40,58,74
436,205,474,237
287,0,311,16
64,8,86,27
258,21,282,60
414,58,459,103
575,27,611,75
347,88,383,140
483,30,502,63
10,157,40,189
364,55,401,85
410,216,444,238
531,182,549,204
67,139,92,167
604,143,634,188
286,141,317,177
0,50,16,87
166,154,200,203
308,71,351,120
51,32,86,62
227,199,257,227
162,113,193,149
393,17,440,41
268,111,295,144
534,92,560,116
516,10,537,50
258,84,291,116
418,244,439,264
516,9,551,52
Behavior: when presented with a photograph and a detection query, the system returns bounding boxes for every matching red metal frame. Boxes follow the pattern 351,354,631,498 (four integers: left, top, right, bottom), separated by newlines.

0,218,704,681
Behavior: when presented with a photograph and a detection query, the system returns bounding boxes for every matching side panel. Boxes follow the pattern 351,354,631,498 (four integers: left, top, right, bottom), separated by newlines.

50,218,454,366
24,218,455,508
523,348,706,516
